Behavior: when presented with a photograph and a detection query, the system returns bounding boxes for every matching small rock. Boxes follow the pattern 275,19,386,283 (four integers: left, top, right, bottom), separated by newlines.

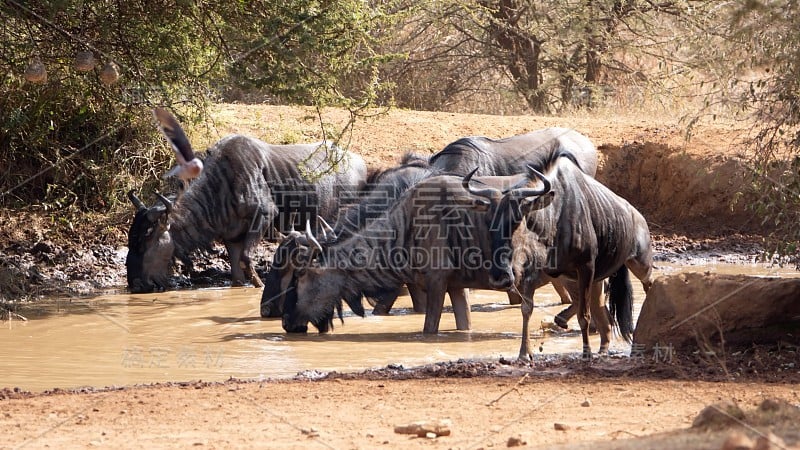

425,432,437,439
554,423,570,431
692,401,745,429
301,428,320,438
581,399,591,407
752,432,787,450
394,419,452,437
507,435,527,447
720,431,753,450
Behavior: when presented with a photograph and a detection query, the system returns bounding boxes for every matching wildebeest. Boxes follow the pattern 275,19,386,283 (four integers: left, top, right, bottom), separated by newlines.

265,128,600,331
375,127,599,312
463,156,654,360
259,156,437,319
261,155,475,331
280,170,564,334
126,123,367,293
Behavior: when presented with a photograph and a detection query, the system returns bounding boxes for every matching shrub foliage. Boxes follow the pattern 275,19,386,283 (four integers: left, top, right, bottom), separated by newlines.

0,0,396,211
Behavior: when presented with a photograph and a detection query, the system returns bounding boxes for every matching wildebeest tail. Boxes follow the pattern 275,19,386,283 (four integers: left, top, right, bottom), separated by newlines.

608,265,634,342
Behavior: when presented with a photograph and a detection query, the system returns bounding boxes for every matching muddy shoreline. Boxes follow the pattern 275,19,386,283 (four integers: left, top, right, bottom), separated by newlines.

2,339,798,401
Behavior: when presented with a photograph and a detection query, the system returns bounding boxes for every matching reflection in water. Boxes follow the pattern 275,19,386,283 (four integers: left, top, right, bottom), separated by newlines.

1,262,795,392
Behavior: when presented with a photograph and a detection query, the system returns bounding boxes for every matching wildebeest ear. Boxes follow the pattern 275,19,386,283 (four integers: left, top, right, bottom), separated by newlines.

520,191,555,214
343,291,365,317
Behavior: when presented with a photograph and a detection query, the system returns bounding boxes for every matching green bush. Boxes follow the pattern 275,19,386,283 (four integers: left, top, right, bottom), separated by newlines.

0,0,398,211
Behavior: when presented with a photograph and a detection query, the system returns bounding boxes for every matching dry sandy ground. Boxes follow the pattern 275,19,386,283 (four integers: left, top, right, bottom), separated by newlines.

2,374,799,450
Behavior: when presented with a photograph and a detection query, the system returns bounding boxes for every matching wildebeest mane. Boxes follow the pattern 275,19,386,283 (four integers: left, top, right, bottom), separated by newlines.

337,163,437,239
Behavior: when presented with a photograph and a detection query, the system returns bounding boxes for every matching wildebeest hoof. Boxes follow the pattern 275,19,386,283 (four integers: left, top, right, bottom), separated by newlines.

372,305,392,316
554,315,569,329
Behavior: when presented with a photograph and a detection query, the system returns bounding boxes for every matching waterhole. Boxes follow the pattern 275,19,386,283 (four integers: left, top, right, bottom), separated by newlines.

1,262,795,392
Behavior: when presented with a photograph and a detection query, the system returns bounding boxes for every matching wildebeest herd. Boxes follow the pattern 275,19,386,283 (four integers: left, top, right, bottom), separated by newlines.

127,109,653,360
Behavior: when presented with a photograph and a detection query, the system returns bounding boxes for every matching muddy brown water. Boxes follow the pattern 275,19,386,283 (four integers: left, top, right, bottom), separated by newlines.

2,262,796,392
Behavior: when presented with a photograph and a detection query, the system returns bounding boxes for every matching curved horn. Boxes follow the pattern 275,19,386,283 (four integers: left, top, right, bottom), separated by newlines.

462,167,500,199
318,216,337,241
154,192,173,215
127,189,146,211
305,219,324,256
509,165,552,199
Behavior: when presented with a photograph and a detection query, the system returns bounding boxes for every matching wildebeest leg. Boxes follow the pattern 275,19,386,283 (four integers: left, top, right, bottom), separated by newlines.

448,287,470,331
225,241,246,286
371,302,392,315
554,278,581,328
422,280,447,334
242,253,264,288
372,295,397,316
588,281,611,354
576,266,594,360
554,303,575,329
555,280,600,332
551,279,573,305
510,288,535,361
407,284,428,313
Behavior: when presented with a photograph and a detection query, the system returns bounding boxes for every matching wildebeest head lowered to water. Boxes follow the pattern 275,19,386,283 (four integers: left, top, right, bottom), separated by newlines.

126,114,367,294
259,157,437,319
